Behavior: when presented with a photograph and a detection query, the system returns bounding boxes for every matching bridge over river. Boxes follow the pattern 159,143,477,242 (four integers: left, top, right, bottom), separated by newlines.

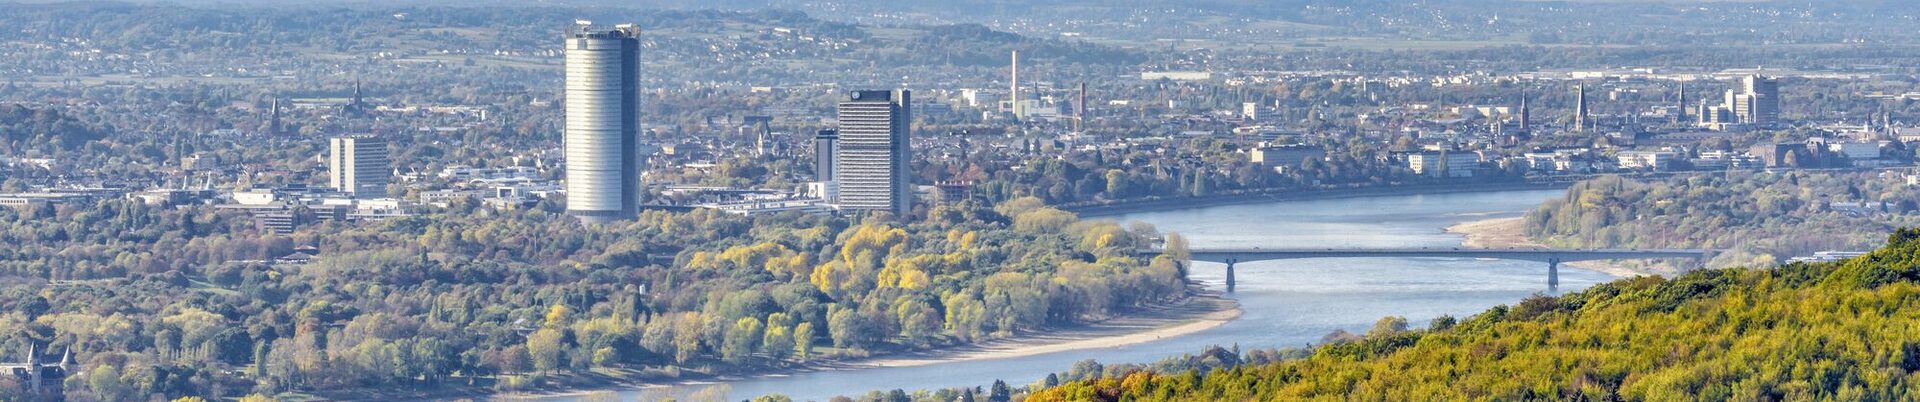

1139,247,1716,291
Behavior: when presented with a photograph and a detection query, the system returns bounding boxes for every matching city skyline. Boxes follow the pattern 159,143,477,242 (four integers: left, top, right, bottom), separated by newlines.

4,2,1920,401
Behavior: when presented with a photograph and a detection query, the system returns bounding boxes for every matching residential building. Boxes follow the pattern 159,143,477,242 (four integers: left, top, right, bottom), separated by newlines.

704,199,837,216
1249,143,1326,171
1523,149,1594,173
438,165,539,182
1894,127,1920,143
935,181,975,204
1410,151,1480,178
1829,141,1882,160
1616,150,1682,170
959,89,1000,108
1140,72,1213,81
181,154,219,171
0,192,97,210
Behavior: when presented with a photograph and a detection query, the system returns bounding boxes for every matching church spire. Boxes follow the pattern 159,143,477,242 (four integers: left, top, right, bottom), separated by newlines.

1676,80,1687,122
1519,91,1530,131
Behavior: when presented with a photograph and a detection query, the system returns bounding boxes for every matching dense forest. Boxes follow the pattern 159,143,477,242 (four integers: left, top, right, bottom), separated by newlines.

1027,228,1920,401
0,196,1186,400
1524,172,1920,268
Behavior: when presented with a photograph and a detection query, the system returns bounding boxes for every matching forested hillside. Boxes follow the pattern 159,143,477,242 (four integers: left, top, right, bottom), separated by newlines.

1029,229,1920,401
1524,173,1920,268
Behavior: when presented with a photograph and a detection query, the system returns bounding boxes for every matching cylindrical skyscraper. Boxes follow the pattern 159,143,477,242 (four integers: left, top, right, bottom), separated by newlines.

564,23,642,223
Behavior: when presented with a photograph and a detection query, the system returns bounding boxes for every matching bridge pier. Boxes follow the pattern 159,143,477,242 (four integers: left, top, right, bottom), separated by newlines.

1547,257,1561,291
1225,259,1237,293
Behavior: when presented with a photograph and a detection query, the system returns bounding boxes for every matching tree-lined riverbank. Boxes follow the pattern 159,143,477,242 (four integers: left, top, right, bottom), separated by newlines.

593,188,1612,401
1444,217,1660,278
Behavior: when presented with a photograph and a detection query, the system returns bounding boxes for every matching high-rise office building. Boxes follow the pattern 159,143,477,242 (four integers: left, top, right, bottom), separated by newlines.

1724,89,1741,119
811,129,840,203
563,23,643,223
1009,51,1024,119
834,90,913,217
329,134,389,197
1734,74,1779,124
813,129,838,182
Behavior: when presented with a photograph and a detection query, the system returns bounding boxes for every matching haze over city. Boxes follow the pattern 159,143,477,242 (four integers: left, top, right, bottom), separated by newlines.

3,1,1920,401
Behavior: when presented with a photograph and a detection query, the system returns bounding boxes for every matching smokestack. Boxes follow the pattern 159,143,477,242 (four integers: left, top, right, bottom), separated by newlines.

1011,50,1020,120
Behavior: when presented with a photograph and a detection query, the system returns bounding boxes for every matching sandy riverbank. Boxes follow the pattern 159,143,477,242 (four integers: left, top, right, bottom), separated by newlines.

854,291,1240,368
494,291,1240,401
1444,217,1654,278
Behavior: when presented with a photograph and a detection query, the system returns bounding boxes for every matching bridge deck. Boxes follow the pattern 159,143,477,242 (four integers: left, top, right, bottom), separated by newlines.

1145,248,1713,263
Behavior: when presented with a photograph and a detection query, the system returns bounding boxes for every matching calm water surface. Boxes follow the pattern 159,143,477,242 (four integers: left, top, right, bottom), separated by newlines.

588,189,1606,401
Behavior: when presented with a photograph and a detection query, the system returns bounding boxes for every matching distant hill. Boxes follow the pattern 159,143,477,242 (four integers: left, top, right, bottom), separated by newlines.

43,0,1920,48
1030,228,1920,401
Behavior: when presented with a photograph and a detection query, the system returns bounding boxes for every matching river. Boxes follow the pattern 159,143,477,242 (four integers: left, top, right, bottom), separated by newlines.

594,188,1611,401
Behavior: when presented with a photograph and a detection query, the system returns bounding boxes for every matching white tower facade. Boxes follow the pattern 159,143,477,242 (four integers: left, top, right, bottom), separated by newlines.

564,23,643,223
329,134,390,197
